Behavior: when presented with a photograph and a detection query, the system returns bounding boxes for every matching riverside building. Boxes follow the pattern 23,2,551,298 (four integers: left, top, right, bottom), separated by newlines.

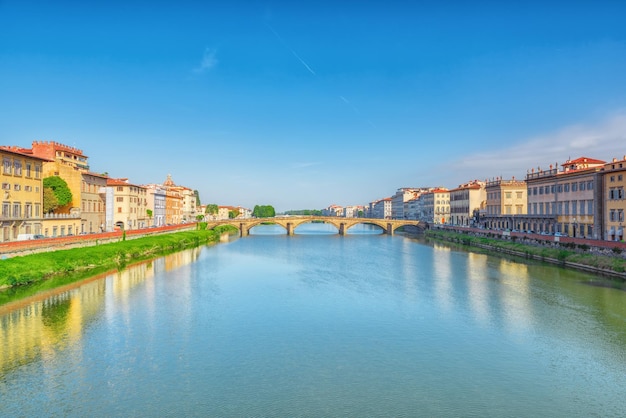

602,156,626,241
524,157,604,238
482,178,527,230
0,146,46,241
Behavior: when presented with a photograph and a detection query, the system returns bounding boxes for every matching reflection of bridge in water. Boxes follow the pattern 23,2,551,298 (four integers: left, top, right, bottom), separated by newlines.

205,216,422,237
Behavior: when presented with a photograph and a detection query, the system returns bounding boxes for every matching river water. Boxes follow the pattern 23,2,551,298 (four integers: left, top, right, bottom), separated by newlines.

1,224,626,417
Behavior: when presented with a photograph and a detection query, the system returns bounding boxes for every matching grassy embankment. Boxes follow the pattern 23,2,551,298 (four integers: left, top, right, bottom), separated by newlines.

0,224,237,291
425,229,626,277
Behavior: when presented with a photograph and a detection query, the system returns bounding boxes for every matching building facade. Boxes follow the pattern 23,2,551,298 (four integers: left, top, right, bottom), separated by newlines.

0,147,46,241
602,156,626,241
106,178,148,230
449,180,486,226
525,157,604,238
28,141,107,235
420,188,450,224
482,178,527,230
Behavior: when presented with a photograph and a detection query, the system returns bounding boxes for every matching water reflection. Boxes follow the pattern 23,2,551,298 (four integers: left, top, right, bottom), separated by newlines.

0,248,203,376
2,231,626,416
432,244,453,314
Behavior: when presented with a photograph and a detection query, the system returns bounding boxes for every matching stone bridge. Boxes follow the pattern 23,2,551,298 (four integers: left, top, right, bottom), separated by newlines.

205,216,422,237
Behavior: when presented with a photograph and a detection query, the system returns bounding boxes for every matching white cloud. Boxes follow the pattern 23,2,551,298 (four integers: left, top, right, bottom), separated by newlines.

442,110,626,185
194,48,217,73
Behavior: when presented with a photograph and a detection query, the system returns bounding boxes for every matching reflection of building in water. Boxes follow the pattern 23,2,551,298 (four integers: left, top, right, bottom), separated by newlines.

400,239,419,300
1,248,205,374
497,259,532,333
432,244,453,314
466,252,491,326
1,279,106,374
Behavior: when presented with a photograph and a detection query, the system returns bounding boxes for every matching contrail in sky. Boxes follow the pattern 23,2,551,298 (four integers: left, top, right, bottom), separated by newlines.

266,23,316,76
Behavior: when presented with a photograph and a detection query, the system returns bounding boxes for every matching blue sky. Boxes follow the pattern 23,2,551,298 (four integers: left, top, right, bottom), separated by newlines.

2,1,626,212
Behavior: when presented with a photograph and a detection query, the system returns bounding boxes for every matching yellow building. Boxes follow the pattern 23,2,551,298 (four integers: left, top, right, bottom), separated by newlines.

26,141,107,235
483,178,527,230
449,180,486,226
0,146,46,241
602,156,626,241
525,157,604,237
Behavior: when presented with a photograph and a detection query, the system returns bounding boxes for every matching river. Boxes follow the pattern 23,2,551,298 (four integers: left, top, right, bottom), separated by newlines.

1,224,626,417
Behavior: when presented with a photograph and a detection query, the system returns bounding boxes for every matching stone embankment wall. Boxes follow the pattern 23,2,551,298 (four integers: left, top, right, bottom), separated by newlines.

0,224,196,259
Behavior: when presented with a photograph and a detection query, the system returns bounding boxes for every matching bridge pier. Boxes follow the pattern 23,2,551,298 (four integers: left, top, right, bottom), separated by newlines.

386,223,393,235
339,223,345,235
286,223,293,236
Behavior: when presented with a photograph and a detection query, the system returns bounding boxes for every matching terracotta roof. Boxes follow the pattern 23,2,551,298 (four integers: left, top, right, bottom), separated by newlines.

562,156,605,166
0,146,52,161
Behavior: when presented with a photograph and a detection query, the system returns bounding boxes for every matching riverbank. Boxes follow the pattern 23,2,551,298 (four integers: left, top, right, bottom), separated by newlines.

0,225,237,292
425,228,626,280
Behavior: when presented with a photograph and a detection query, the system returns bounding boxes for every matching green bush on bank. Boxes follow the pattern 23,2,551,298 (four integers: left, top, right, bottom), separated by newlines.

425,229,626,277
0,227,237,289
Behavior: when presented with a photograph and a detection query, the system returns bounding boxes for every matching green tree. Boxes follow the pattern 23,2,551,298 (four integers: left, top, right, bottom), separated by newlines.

43,187,59,214
205,204,218,216
228,208,240,219
252,205,275,218
194,190,201,206
146,209,153,225
43,176,73,213
196,214,204,221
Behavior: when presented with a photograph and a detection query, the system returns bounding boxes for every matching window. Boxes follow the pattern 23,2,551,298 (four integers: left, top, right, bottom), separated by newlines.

558,202,563,214
587,200,593,214
551,185,556,194
610,188,616,200
2,203,9,217
3,158,11,175
25,163,31,177
610,176,615,182
572,201,577,215
564,201,570,215
587,181,593,190
117,186,123,192
25,203,32,218
579,201,585,215
13,160,22,176
2,183,9,190
12,203,20,218
580,182,586,191
34,164,41,179
619,175,624,181
516,192,523,199
24,185,32,192
13,184,20,191
558,184,563,193
572,183,578,192
544,186,550,194
505,192,511,199
116,197,124,202
564,183,570,192
620,210,625,222
539,187,544,195
533,187,537,195
118,207,122,213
